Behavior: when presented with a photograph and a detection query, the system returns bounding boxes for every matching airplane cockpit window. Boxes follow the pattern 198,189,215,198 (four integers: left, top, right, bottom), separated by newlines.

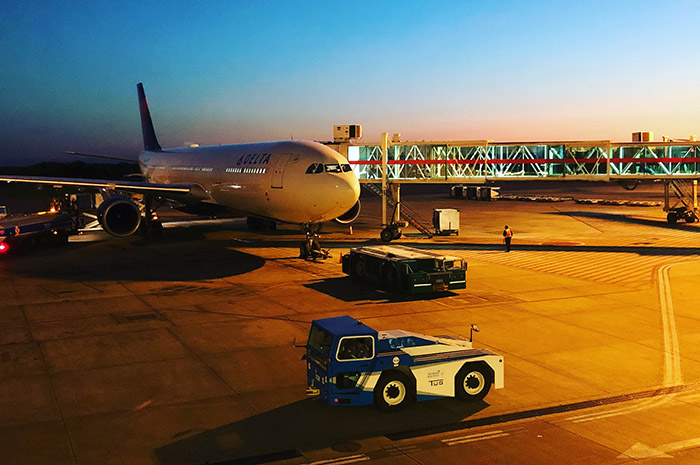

342,164,352,172
325,164,342,173
305,163,326,174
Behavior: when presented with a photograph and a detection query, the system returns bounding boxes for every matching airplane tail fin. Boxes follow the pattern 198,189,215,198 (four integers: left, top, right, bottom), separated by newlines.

137,83,162,152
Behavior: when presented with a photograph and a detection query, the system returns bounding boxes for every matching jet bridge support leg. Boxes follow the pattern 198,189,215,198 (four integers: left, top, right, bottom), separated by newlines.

664,180,698,224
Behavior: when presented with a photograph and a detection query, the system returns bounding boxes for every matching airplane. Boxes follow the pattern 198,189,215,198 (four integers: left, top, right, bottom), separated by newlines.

0,83,361,258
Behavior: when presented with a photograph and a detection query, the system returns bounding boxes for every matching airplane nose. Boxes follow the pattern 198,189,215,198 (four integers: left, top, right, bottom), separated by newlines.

327,173,360,214
341,173,360,206
348,174,361,203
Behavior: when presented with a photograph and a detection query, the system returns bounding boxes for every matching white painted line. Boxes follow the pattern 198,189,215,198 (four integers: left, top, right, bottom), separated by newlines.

305,454,370,465
659,263,683,387
677,392,700,402
442,429,510,446
619,437,700,459
444,429,505,441
445,433,510,445
568,396,672,423
564,263,686,424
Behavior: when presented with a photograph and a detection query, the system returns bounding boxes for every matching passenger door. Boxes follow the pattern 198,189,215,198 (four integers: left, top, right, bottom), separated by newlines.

271,153,292,189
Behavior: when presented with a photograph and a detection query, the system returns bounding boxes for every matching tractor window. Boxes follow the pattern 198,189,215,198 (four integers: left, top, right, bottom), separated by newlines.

307,325,333,357
337,336,374,361
336,372,360,389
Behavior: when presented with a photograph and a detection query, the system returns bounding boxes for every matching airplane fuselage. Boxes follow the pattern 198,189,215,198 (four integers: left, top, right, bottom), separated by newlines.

139,140,360,224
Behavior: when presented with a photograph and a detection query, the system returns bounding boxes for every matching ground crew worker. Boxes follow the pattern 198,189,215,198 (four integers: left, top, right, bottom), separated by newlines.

503,225,513,252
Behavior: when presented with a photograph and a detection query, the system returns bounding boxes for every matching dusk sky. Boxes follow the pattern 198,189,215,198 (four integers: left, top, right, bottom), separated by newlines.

2,1,700,165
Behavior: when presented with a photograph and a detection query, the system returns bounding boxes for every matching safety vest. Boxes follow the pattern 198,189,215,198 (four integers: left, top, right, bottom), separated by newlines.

504,228,512,238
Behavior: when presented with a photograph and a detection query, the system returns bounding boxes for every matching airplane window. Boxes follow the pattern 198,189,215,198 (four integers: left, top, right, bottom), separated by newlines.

342,164,352,172
325,164,342,173
306,163,319,174
314,164,323,174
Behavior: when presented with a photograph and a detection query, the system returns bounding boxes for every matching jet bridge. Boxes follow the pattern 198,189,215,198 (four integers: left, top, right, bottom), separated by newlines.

328,134,700,225
341,138,700,182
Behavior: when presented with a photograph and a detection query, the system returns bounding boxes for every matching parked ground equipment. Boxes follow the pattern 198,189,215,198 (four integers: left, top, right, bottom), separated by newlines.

433,208,460,236
341,245,467,293
304,315,504,411
0,210,73,255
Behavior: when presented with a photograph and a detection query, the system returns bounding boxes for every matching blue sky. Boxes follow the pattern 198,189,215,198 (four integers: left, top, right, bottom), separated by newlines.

2,1,700,165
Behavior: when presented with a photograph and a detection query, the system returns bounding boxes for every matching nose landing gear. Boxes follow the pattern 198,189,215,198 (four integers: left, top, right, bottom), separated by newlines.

299,223,330,261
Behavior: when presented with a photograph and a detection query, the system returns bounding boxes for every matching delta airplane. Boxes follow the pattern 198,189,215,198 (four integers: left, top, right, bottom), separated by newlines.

0,84,361,256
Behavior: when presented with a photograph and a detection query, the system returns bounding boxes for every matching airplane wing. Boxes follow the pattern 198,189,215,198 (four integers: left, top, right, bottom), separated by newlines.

0,174,210,201
64,151,140,163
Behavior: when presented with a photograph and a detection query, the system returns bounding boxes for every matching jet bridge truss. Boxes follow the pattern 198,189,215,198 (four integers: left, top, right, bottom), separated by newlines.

344,140,700,182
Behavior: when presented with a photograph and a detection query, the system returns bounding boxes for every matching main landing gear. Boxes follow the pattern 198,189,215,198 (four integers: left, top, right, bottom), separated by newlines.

299,223,330,261
138,194,164,237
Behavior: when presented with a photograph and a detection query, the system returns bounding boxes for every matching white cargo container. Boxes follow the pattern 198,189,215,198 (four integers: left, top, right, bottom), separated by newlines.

433,208,460,236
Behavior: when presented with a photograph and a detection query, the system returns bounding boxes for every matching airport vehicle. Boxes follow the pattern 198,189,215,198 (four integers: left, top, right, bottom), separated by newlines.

450,184,500,200
433,208,460,236
304,315,504,411
0,210,73,254
0,206,6,218
0,84,361,255
342,245,467,293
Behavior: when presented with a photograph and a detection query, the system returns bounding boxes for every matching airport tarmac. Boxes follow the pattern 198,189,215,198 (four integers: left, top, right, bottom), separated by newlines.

2,184,700,464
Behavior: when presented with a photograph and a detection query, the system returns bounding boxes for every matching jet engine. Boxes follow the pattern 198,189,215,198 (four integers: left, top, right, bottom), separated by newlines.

97,195,142,237
335,200,361,224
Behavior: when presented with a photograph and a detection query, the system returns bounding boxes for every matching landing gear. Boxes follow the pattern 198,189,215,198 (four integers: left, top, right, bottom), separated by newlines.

299,223,330,261
666,208,697,224
138,195,164,237
380,223,404,243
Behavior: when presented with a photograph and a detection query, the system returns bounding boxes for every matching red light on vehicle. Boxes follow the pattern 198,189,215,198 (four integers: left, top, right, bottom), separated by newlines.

334,398,338,403
0,243,8,253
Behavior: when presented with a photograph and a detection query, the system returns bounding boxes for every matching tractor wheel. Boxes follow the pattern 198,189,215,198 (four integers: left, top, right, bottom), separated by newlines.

455,363,492,402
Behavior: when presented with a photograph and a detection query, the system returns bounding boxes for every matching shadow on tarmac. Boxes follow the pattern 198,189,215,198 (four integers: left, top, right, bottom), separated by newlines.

548,210,700,231
421,241,700,256
0,238,265,281
305,277,458,302
228,236,700,258
154,396,489,465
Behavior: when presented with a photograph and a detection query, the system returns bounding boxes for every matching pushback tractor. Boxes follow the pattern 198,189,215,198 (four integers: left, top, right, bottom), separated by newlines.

342,245,467,293
304,316,504,411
